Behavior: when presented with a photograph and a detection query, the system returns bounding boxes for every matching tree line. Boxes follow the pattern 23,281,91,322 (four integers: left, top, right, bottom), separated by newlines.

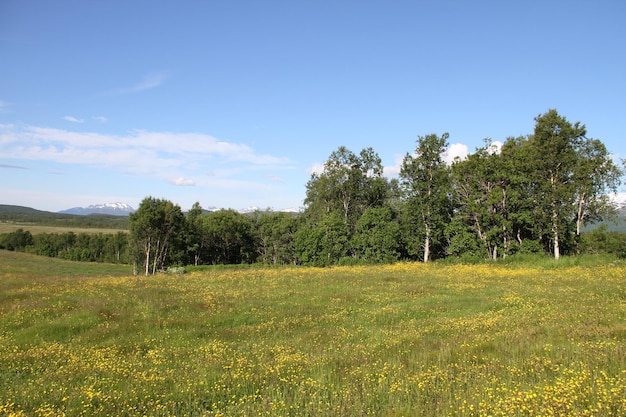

1,110,623,270
126,110,623,273
0,229,130,263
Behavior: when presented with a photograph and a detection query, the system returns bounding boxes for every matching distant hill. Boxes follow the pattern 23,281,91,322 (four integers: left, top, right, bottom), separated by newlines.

59,202,135,216
0,205,129,230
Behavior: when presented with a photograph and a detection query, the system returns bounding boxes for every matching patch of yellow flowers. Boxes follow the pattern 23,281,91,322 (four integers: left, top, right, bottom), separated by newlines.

0,262,624,416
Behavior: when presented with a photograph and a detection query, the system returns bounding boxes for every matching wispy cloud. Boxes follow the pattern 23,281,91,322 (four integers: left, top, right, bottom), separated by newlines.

169,177,195,186
265,174,285,183
0,100,11,113
105,71,169,96
0,163,28,170
63,116,84,123
0,124,294,191
92,116,108,123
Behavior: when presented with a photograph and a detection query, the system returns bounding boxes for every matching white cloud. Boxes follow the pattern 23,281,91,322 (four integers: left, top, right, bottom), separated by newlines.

265,174,285,183
0,124,294,189
443,143,469,165
487,140,503,155
105,71,169,95
306,162,325,176
383,154,404,178
169,177,195,186
63,116,84,123
92,116,108,123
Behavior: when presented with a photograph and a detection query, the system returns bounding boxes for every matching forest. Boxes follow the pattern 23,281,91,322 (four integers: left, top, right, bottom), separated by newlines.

1,110,625,271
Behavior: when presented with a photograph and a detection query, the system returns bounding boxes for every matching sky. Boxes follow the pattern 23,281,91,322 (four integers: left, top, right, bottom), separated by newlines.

1,1,625,212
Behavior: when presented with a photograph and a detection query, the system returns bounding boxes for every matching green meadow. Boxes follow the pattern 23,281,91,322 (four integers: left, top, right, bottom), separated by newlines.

0,250,624,416
0,222,126,235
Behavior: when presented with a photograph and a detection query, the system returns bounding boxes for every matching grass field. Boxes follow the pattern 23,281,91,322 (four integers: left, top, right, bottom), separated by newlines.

0,251,624,416
0,222,127,235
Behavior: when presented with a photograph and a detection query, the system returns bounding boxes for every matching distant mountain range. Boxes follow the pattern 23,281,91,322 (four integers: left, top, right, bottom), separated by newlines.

57,203,301,216
59,203,135,216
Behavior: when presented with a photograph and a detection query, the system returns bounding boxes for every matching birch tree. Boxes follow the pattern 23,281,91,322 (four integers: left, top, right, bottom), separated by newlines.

400,133,452,262
525,110,616,259
129,197,185,275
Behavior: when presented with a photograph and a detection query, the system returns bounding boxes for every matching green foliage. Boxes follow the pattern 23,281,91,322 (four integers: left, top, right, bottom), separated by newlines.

295,211,350,266
202,209,257,265
525,109,605,259
352,206,401,263
579,225,626,258
0,228,33,251
299,146,391,265
400,133,452,261
254,211,298,265
129,197,186,275
0,230,130,263
304,146,388,230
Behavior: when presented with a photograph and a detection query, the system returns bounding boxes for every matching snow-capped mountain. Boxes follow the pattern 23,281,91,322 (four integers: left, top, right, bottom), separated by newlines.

236,206,301,214
238,206,260,214
279,207,301,214
59,202,135,216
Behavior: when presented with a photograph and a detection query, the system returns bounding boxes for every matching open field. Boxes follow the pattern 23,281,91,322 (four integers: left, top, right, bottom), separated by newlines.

0,222,127,235
0,251,624,416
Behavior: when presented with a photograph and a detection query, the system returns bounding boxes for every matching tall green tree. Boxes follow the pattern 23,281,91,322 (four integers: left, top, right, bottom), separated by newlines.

129,197,186,275
524,110,621,259
449,139,521,259
572,138,622,237
202,209,256,265
400,133,452,262
254,211,298,265
185,202,206,266
498,136,539,253
527,110,583,259
301,146,389,263
304,147,387,227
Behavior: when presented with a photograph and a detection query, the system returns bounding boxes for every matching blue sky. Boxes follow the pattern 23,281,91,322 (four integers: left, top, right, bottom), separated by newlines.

1,1,625,212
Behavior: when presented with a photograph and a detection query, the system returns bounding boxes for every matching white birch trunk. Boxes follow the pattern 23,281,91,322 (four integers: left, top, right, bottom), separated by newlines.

552,209,561,260
144,238,150,276
576,193,585,236
423,223,430,263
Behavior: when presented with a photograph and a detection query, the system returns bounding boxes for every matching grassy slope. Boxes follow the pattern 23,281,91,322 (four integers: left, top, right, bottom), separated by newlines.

0,204,129,233
0,223,127,235
0,252,624,416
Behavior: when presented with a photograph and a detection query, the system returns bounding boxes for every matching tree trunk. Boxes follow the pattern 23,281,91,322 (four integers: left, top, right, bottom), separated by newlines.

553,232,560,260
423,223,431,263
576,192,585,236
144,238,151,276
152,238,161,274
552,207,560,260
